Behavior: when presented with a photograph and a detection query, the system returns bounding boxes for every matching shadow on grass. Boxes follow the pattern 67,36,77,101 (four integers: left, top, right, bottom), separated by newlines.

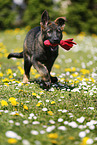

29,79,75,91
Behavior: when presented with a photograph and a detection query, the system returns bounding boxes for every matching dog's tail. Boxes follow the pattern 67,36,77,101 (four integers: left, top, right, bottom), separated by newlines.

8,51,23,59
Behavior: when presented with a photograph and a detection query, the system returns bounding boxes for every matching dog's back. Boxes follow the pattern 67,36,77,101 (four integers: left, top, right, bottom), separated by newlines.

8,27,41,59
24,26,40,51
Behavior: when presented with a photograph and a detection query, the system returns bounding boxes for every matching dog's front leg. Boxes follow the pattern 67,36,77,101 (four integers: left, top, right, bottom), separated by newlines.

33,61,51,88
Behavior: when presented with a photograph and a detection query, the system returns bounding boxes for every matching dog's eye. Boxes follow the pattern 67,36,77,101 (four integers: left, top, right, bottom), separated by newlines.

47,30,51,33
47,30,52,37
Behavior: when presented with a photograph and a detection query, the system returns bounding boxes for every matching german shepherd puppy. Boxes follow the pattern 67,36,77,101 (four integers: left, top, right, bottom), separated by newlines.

8,10,66,88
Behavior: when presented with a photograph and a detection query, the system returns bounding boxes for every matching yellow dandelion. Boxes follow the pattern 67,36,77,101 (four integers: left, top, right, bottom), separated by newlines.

90,78,95,83
76,77,83,81
51,101,55,104
18,66,24,74
0,72,3,77
68,136,75,140
78,32,85,40
92,34,97,38
9,75,13,79
14,28,20,34
15,81,21,84
7,69,12,75
15,108,17,111
80,69,90,75
25,25,31,31
84,78,89,82
23,105,28,110
50,140,58,144
72,73,79,77
8,138,17,144
80,137,90,145
18,89,23,93
0,53,3,58
9,97,18,106
36,102,42,107
32,93,37,96
4,53,9,58
2,78,9,83
9,97,16,102
74,80,79,84
1,100,8,107
60,78,65,82
48,133,58,139
48,111,53,115
4,83,9,86
40,91,44,95
34,74,40,78
11,100,17,106
0,42,3,47
14,113,19,116
64,68,72,72
71,67,76,72
20,69,24,75
54,64,60,69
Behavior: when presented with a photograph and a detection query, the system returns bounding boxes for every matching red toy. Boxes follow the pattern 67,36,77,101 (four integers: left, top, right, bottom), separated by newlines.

44,38,76,51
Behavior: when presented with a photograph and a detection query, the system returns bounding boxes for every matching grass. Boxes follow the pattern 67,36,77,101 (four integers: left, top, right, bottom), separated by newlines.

0,28,97,145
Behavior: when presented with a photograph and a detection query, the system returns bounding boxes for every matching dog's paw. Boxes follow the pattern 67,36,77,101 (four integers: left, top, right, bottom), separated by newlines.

23,74,29,83
51,76,58,83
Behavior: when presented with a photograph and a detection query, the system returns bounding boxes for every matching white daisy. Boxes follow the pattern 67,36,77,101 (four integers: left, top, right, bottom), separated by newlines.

46,125,55,132
22,139,30,145
79,131,86,138
77,116,85,123
68,121,78,128
42,108,47,111
58,126,67,131
86,138,93,144
32,121,40,125
58,118,63,122
31,130,38,135
5,131,19,139
23,120,29,124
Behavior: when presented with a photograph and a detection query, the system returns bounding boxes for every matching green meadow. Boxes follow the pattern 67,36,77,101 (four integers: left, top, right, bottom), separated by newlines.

0,28,97,145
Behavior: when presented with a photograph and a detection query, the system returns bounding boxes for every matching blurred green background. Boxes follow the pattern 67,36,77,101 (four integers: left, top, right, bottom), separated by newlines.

0,0,97,34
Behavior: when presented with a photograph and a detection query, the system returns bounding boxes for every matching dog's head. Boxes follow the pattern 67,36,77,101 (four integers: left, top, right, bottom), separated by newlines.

40,10,66,45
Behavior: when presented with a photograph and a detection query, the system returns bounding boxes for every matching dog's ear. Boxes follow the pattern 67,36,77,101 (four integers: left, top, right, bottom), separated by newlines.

55,17,66,30
40,10,50,29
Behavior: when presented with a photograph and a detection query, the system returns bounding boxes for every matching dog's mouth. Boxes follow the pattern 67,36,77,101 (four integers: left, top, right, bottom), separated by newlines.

49,40,60,45
44,40,60,51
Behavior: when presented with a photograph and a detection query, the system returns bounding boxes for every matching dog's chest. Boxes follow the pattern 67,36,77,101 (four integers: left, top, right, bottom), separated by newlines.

36,46,58,64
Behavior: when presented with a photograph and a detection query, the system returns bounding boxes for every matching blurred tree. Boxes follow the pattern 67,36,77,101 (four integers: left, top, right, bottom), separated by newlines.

65,0,97,34
12,0,26,26
1,0,97,34
23,0,61,28
0,0,15,30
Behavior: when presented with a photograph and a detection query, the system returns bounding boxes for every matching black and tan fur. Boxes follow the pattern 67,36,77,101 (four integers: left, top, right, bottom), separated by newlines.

8,10,66,88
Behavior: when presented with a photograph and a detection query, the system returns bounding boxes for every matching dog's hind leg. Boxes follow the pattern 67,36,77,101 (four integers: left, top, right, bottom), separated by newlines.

23,59,32,83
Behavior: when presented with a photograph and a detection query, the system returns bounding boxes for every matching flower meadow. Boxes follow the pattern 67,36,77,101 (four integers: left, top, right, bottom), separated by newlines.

0,28,97,145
